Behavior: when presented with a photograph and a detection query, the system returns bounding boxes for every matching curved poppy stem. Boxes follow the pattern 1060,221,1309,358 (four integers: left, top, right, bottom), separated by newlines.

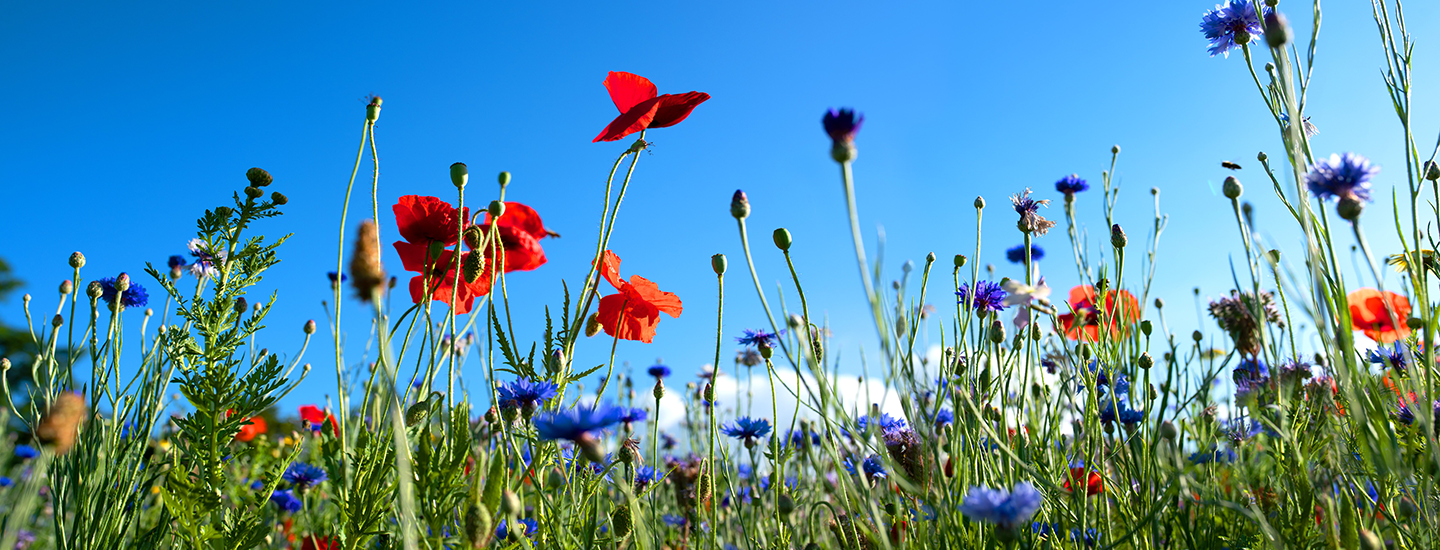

331,116,370,460
708,268,724,550
568,133,646,358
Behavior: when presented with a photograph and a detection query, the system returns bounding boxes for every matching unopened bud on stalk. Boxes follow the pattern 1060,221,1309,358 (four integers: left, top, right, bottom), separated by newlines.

51,314,63,328
1425,161,1440,181
304,320,317,334
788,314,804,329
703,382,715,402
989,320,1006,344
1140,320,1153,337
463,251,485,283
1337,196,1364,221
1264,11,1291,48
585,313,602,337
711,254,727,275
577,433,607,464
87,281,103,299
69,252,85,269
1139,352,1154,370
488,200,506,218
366,96,382,122
974,196,985,209
1222,176,1243,199
653,379,665,400
450,162,469,189
773,228,793,251
270,192,288,205
1110,224,1127,248
730,190,750,219
1160,420,1178,441
59,280,72,295
1111,144,1121,154
234,297,248,314
1192,330,1204,342
246,167,273,187
1155,298,1165,309
405,400,431,427
953,254,967,269
500,490,521,516
0,358,9,371
114,273,131,293
244,186,264,199
497,171,511,188
758,340,773,359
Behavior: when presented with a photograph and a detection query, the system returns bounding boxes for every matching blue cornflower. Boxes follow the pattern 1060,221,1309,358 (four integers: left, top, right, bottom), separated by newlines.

1397,402,1416,426
496,518,538,541
856,412,908,433
14,444,39,460
1188,445,1237,464
166,255,187,269
1071,527,1102,547
737,463,754,479
1306,152,1379,203
1366,344,1409,371
1055,174,1090,195
662,514,689,528
497,378,560,411
0,477,12,487
736,328,777,347
788,428,821,448
327,271,348,283
534,402,623,441
956,280,1008,314
1098,397,1143,425
958,482,1044,529
634,465,660,492
1200,0,1265,57
1005,244,1044,264
846,454,888,481
249,479,264,491
269,489,302,513
822,108,863,144
283,462,328,489
934,408,954,427
97,276,149,308
661,432,678,450
647,363,672,379
619,407,648,424
722,417,772,441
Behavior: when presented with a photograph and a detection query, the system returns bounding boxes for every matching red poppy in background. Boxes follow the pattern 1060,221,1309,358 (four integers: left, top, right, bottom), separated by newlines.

479,202,550,272
593,72,710,142
594,250,683,343
300,535,339,550
1348,288,1411,343
393,195,470,272
405,249,493,315
1064,467,1105,496
1056,285,1141,342
299,405,338,437
235,416,267,442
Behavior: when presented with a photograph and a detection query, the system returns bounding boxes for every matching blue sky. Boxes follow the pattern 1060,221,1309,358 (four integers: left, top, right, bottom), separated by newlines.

2,1,1437,416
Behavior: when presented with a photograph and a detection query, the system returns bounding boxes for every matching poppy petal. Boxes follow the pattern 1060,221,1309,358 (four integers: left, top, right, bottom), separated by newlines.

604,71,659,113
648,91,711,128
487,202,548,240
597,250,624,289
593,98,661,143
627,275,683,318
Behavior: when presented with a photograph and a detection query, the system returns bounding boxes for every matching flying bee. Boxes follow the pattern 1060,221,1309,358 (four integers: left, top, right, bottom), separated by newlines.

1221,161,1242,170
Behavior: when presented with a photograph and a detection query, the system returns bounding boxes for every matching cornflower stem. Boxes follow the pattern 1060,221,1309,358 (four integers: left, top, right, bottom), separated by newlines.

736,218,799,366
838,159,887,353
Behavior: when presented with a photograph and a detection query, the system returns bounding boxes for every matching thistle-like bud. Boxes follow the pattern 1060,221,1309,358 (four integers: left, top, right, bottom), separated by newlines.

1138,352,1154,370
247,167,274,187
244,186,263,199
974,196,985,209
1337,196,1364,221
87,281,103,299
51,314,63,328
1222,176,1243,199
711,254,727,275
450,162,469,189
1110,224,1127,248
1425,161,1440,181
730,190,750,219
69,251,85,269
304,319,317,334
610,504,634,538
270,192,288,205
114,272,131,293
59,280,72,295
366,96,382,122
350,220,387,302
653,378,665,400
215,206,232,219
234,297,248,314
585,313,602,337
618,437,641,465
1264,11,1291,48
989,320,1006,344
773,228,792,251
498,171,511,188
37,392,87,455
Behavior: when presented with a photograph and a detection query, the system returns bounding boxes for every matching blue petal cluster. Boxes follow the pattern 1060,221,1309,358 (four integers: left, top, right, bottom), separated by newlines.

283,462,328,489
1005,244,1044,264
497,378,560,410
1199,0,1265,57
534,402,623,441
822,109,863,143
1306,152,1379,203
97,276,149,308
270,489,302,513
647,363,672,379
721,417,772,440
1054,174,1090,195
958,482,1044,529
735,328,777,347
956,280,1008,314
495,518,538,541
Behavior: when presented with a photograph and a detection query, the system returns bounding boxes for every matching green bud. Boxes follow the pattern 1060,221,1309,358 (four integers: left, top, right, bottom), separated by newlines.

773,228,793,251
366,96,382,122
450,162,469,189
711,254,727,275
1425,161,1440,181
989,320,1006,344
244,186,264,199
1140,320,1153,336
1138,352,1154,370
1111,224,1127,248
1222,176,1243,199
69,251,85,269
1337,196,1363,220
498,171,511,187
246,167,273,187
1111,144,1121,155
953,254,967,269
270,191,288,205
1192,330,1204,342
974,196,985,209
304,320,316,334
488,200,506,218
730,190,750,219
1159,421,1178,440
1257,151,1268,162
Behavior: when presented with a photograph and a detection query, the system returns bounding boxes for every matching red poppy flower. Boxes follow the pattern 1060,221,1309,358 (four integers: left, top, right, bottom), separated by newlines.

235,416,267,442
405,249,494,315
1064,467,1104,496
479,202,550,273
593,72,710,143
299,405,338,437
1056,285,1141,342
393,195,470,272
1347,288,1411,343
594,250,683,343
300,535,339,550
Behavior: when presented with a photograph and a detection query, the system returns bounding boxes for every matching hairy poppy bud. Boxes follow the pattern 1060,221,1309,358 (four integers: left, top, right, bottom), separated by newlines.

953,254,967,269
270,192,288,205
488,200,506,218
773,228,793,251
1222,176,1243,199
450,162,468,189
585,313,602,337
1264,11,1290,48
703,382,715,403
1111,224,1127,248
1140,320,1152,336
0,358,8,371
350,220,386,302
246,167,273,187
69,251,85,269
1337,196,1363,221
37,392,87,455
974,196,985,209
304,319,316,334
788,314,804,329
500,490,521,517
244,186,264,199
366,96,382,122
730,190,750,219
59,280,72,295
405,399,431,427
463,250,485,283
1425,161,1440,181
711,254,727,275
498,171,511,187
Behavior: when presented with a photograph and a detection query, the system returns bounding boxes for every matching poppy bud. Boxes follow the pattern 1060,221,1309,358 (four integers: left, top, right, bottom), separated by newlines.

703,382,715,402
1359,530,1383,550
366,96,382,122
711,254,727,275
953,254,967,269
1110,224,1127,248
585,313,602,337
895,316,908,338
1154,298,1164,309
59,280,72,295
1222,176,1243,199
1257,151,1268,162
246,167,273,187
1111,144,1121,154
1264,11,1290,48
771,227,794,251
1337,196,1364,220
270,192,288,205
500,490,521,517
730,190,750,219
1425,161,1440,181
1139,352,1154,370
974,196,985,209
1160,420,1178,440
69,252,85,269
1140,320,1152,336
465,504,492,547
244,186,263,199
1192,330,1203,342
463,251,485,283
498,171,511,187
778,492,796,516
488,200,506,218
788,314,804,329
450,162,468,189
546,468,566,489
577,433,607,464
304,320,316,334
37,392,86,455
405,399,431,427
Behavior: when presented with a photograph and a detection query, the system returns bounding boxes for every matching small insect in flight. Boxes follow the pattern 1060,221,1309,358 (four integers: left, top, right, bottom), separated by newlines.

1221,161,1242,170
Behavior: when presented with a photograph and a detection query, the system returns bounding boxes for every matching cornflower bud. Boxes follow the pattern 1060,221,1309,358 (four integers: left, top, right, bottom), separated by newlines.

953,254,967,269
1257,151,1268,162
974,196,985,209
244,186,264,199
1192,330,1204,342
59,280,72,295
51,314,63,328
69,251,85,268
989,320,1006,343
1111,144,1121,154
304,319,317,334
114,273,131,293
450,162,468,189
87,281,103,299
1222,176,1243,199
270,192,288,205
1425,161,1440,181
246,167,274,187
653,378,665,400
1138,352,1154,370
1264,11,1291,48
1110,224,1127,248
1337,196,1364,221
234,297,248,314
730,190,750,219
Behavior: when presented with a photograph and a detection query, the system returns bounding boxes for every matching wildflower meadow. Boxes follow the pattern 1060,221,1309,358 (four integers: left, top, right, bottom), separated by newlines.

5,1,1440,548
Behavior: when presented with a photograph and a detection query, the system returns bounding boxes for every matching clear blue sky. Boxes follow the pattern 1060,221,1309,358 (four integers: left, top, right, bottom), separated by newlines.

2,1,1436,413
